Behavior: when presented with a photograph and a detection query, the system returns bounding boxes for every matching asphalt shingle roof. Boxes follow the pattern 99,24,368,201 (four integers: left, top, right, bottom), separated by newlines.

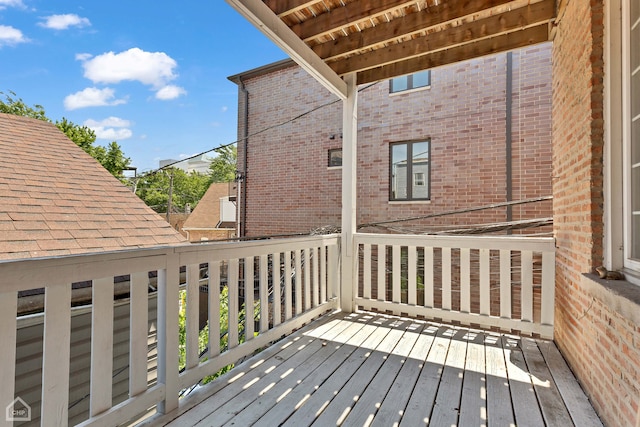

0,113,187,260
182,182,230,229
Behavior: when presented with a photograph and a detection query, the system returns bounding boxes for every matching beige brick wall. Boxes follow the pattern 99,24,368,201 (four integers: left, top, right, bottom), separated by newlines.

552,1,640,426
236,45,553,237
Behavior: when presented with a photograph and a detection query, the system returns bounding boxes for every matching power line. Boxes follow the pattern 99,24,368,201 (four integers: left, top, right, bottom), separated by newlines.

141,81,381,176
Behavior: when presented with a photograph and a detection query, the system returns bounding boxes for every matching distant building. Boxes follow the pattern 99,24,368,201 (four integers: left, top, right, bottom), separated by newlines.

159,154,212,174
182,182,237,242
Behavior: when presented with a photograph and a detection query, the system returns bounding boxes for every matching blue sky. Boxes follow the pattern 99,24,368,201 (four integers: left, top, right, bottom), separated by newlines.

0,1,287,172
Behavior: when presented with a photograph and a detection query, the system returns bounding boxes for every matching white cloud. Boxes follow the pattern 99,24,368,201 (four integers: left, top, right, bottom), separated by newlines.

0,0,25,10
75,52,92,61
155,85,186,100
0,25,26,46
84,116,133,141
221,106,228,113
39,14,90,30
92,127,133,140
63,87,127,110
79,47,179,89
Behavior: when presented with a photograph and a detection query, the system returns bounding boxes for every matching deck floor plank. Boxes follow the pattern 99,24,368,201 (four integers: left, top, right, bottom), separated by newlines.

429,328,469,427
521,337,575,427
252,315,386,427
153,311,603,427
484,333,515,427
459,330,488,427
398,325,454,427
308,318,414,426
370,322,439,427
341,319,425,426
280,316,400,427
195,315,361,426
503,336,545,427
536,339,604,427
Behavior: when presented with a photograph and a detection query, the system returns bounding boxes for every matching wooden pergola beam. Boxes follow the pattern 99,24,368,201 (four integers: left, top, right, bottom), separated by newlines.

311,0,516,61
290,0,419,41
331,0,555,76
225,0,348,100
357,23,551,84
263,0,319,18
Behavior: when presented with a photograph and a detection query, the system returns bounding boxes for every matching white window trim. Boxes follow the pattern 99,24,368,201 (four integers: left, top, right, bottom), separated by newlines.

606,0,640,282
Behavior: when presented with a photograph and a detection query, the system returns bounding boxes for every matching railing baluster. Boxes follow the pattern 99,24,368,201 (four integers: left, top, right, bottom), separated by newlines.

304,248,311,310
363,244,371,299
408,246,417,305
284,251,292,320
312,247,319,307
424,246,434,308
186,264,200,370
328,243,339,299
320,245,327,303
157,254,180,414
259,255,269,333
541,251,555,325
500,250,512,319
460,248,471,313
91,277,115,416
129,271,149,397
442,247,452,310
244,257,255,341
0,291,17,425
41,283,72,426
228,259,240,349
295,249,302,315
521,251,534,322
272,253,281,326
479,248,490,316
377,244,386,301
209,261,221,357
392,245,401,303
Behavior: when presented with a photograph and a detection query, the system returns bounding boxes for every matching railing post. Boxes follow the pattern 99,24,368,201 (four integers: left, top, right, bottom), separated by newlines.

340,72,358,312
157,252,180,414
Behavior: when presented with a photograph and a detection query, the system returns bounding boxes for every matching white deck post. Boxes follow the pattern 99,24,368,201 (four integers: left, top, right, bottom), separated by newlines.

341,72,358,312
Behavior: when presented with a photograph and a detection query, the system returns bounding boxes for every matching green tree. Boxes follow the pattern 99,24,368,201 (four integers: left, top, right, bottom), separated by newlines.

135,168,211,213
0,91,49,121
1,91,131,179
209,145,237,182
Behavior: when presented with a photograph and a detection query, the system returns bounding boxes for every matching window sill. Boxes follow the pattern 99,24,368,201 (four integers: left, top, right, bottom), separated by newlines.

389,85,431,97
327,166,342,170
388,200,431,205
581,273,640,325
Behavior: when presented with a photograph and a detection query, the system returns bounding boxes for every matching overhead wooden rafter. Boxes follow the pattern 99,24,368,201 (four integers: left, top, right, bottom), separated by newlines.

227,0,557,94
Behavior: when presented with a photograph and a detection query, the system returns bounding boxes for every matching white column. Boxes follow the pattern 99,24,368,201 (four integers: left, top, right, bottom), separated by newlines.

341,73,358,312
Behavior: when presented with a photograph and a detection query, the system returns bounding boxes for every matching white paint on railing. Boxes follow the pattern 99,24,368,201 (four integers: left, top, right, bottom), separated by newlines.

129,271,149,397
354,233,556,339
90,277,114,417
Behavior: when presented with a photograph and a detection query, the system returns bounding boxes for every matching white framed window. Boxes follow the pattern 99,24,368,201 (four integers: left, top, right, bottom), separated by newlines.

623,0,640,271
390,140,430,201
389,70,431,93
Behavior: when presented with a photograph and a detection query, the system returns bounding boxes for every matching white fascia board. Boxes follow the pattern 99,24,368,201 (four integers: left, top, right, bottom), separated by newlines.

225,0,348,100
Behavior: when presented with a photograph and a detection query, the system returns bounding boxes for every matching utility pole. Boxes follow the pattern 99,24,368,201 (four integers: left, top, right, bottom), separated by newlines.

166,169,174,223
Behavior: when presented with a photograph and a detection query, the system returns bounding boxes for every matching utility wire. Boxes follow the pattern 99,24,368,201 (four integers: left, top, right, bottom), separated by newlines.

143,81,381,176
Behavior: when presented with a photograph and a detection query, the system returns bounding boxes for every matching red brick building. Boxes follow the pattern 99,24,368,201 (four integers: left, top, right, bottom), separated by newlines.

229,44,553,237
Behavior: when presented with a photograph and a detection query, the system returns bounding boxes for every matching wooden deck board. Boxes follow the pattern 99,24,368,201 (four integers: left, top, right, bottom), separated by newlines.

152,311,602,427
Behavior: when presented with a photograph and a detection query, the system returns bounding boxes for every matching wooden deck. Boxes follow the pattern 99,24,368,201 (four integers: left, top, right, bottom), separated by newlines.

145,311,602,427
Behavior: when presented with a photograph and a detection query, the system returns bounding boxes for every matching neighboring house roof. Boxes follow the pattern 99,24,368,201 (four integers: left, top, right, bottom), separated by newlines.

182,182,232,230
228,58,295,83
0,113,187,260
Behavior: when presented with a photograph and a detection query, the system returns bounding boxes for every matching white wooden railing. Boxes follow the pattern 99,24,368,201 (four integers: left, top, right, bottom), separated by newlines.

353,233,556,338
0,234,340,427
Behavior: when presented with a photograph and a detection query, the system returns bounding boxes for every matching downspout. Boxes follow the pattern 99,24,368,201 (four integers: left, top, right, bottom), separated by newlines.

238,77,249,238
505,52,513,232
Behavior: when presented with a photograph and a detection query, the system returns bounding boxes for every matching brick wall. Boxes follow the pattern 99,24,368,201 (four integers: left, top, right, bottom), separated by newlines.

552,1,640,426
236,44,553,237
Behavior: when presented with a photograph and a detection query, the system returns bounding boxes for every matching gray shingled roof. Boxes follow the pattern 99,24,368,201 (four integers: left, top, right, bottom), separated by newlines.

0,113,187,260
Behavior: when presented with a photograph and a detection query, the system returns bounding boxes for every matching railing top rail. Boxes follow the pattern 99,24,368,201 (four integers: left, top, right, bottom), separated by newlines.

0,234,341,293
354,232,556,252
